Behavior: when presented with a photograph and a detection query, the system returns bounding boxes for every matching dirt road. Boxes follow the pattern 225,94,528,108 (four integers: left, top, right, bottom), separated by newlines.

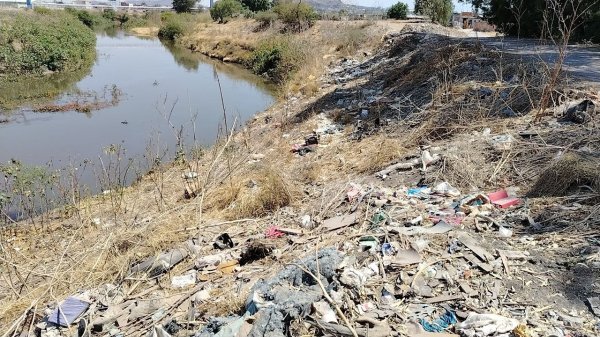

473,37,600,83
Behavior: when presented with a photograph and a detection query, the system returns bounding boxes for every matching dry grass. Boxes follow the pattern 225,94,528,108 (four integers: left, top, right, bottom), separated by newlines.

205,165,295,219
181,19,392,96
528,152,600,198
344,135,408,174
130,26,159,37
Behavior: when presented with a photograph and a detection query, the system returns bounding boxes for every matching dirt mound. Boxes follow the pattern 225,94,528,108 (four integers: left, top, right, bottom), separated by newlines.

399,22,469,37
528,152,600,198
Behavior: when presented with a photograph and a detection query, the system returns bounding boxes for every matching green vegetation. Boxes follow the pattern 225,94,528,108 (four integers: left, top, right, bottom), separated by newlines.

273,1,317,32
387,2,408,19
255,10,278,28
158,12,196,41
0,10,96,76
242,0,272,12
459,0,600,42
173,0,196,13
249,36,305,83
159,21,185,40
415,0,453,25
0,161,58,222
210,0,244,23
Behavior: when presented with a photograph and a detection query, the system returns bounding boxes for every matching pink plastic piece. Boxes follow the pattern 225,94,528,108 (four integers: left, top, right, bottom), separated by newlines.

265,226,285,238
488,189,520,209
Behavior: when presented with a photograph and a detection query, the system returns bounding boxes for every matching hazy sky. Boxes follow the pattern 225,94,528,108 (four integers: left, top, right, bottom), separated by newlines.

341,0,473,10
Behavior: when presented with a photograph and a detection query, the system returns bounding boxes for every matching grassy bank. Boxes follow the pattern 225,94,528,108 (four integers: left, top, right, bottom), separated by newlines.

179,18,399,95
0,9,96,77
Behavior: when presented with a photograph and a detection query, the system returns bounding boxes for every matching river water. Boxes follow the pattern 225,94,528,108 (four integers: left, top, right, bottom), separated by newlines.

0,31,274,198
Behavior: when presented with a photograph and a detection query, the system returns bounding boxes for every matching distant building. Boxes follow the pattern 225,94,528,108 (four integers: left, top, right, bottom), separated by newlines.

452,11,480,29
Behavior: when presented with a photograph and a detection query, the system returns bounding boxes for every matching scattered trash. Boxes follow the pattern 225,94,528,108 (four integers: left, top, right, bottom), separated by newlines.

305,133,319,145
498,226,513,238
182,171,198,180
300,214,312,228
265,226,285,238
213,233,234,250
433,182,461,197
388,221,455,236
588,297,600,317
488,134,515,150
240,241,274,265
419,310,457,332
488,189,520,209
456,313,519,336
47,296,90,327
129,247,189,277
565,99,595,124
171,271,197,288
322,214,358,231
148,325,172,337
313,301,338,323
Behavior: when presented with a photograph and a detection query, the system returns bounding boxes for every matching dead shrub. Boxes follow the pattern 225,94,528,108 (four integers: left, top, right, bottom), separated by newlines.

346,135,407,173
528,153,600,198
207,165,294,219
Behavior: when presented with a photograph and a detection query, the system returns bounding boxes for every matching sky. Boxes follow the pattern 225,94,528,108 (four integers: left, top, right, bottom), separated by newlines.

341,0,473,10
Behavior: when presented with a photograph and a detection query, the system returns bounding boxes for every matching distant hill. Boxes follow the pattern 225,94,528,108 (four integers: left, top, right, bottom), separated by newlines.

124,0,383,13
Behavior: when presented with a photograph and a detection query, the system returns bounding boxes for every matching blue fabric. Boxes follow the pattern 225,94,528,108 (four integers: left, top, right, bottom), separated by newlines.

419,310,458,332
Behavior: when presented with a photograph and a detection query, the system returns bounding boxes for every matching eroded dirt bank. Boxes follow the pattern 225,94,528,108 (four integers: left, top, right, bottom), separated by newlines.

1,23,600,337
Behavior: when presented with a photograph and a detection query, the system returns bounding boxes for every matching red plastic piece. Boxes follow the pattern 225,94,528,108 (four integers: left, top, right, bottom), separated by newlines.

265,226,285,238
488,189,520,209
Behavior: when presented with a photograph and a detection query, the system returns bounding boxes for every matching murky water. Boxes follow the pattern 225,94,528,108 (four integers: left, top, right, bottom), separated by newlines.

0,32,274,194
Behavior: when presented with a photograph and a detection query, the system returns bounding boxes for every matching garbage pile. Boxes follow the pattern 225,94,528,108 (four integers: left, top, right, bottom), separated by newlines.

21,173,599,337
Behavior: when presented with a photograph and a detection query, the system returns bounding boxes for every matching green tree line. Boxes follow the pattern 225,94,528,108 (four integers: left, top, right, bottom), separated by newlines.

459,0,600,42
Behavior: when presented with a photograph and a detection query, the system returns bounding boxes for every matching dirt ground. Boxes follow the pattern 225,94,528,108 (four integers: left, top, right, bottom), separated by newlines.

1,20,600,337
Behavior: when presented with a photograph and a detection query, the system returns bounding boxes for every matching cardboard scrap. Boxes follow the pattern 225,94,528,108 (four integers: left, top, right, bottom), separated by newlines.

423,294,463,304
463,253,494,273
323,214,358,231
387,221,454,236
458,280,477,297
588,297,600,317
218,260,239,274
384,249,422,267
458,233,494,262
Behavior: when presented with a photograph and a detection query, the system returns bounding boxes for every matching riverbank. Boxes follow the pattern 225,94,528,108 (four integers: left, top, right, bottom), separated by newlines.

2,21,600,337
179,19,408,95
0,9,96,77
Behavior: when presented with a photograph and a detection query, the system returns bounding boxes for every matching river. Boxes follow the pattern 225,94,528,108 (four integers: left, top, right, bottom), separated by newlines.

0,31,274,219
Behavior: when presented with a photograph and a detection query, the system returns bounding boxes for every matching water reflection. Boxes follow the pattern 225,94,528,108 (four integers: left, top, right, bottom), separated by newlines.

0,63,92,111
0,31,275,192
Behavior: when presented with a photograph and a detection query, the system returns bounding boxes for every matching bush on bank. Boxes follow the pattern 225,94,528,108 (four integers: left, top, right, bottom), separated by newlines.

0,10,96,76
248,36,305,83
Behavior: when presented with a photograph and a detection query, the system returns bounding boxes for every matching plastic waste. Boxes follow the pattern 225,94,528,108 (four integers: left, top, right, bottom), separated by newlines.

433,182,461,197
498,226,513,238
419,310,457,332
171,271,196,288
456,313,519,336
314,301,338,323
300,214,312,228
381,243,395,256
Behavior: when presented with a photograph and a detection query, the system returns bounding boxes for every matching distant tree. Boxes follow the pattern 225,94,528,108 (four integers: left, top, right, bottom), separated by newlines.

387,2,408,19
414,0,453,25
102,8,116,20
173,0,196,13
242,0,271,12
210,0,243,22
457,0,600,42
272,1,317,31
116,13,130,26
